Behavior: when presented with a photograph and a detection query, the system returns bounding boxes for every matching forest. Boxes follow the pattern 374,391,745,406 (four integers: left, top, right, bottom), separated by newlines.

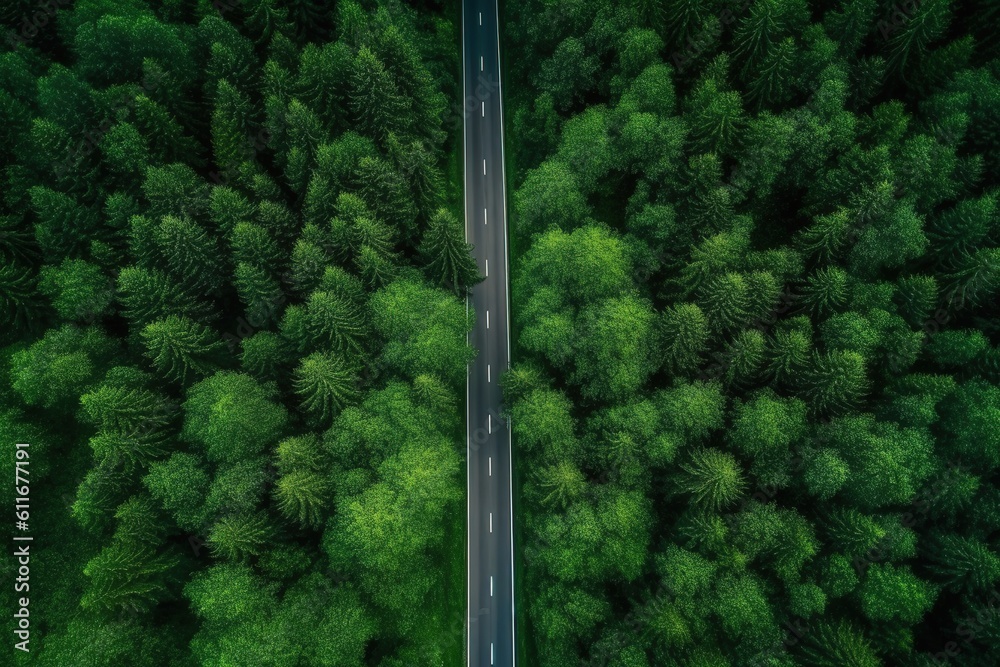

502,0,1000,666
0,0,476,665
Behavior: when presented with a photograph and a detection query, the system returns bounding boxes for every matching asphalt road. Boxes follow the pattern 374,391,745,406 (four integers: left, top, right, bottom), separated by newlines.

462,1,515,666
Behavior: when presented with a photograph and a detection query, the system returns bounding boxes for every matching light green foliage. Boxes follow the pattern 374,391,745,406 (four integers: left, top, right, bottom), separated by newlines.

799,620,879,667
143,453,211,533
208,511,272,561
39,258,114,321
323,385,462,618
510,388,577,463
823,415,934,510
859,563,937,624
182,372,288,464
512,160,591,237
711,573,778,646
12,324,117,409
81,541,177,615
533,487,653,584
572,295,658,402
728,390,807,474
370,278,475,387
504,3,1000,662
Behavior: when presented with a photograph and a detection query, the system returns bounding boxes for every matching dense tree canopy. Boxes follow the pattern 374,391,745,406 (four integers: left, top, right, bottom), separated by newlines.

0,1,469,665
505,1,1000,665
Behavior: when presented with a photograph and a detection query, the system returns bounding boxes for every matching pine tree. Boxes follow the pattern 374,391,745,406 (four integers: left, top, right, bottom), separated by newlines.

211,79,254,176
141,316,227,385
684,75,745,156
676,448,745,512
802,350,868,415
276,470,330,527
535,460,587,509
293,351,360,424
420,208,481,294
721,328,766,387
940,248,1000,308
349,46,407,141
304,290,367,355
79,383,174,434
388,135,444,220
747,36,796,109
229,222,281,268
132,94,201,166
81,541,177,615
698,272,751,333
765,321,812,387
798,620,879,667
38,258,114,322
659,303,710,375
153,216,224,293
234,262,284,327
208,512,272,561
0,263,41,337
117,266,214,328
28,186,100,260
925,533,1000,593
799,267,848,317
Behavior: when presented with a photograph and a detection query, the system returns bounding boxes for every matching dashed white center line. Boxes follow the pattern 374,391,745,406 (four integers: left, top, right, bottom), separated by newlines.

484,208,487,225
485,259,489,276
482,103,485,117
487,364,491,382
491,643,494,665
490,512,493,532
488,415,492,434
491,576,494,596
486,310,490,329
481,56,484,71
489,456,492,475
479,12,482,25
483,159,487,175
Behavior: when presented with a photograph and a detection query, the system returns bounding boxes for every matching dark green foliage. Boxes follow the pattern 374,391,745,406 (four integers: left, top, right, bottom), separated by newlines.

141,316,227,385
420,208,482,294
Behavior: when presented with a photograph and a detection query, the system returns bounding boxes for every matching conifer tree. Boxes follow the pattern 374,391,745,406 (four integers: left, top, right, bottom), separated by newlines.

420,208,481,294
293,351,360,424
141,316,227,385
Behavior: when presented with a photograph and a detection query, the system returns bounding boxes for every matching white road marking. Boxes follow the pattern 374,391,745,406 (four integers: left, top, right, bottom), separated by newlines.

489,457,492,475
483,159,487,175
486,259,489,276
491,576,494,596
491,643,494,665
481,56,484,71
482,103,485,117
479,12,482,25
484,208,487,225
488,415,491,434
487,310,490,328
490,513,493,532
488,364,491,382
